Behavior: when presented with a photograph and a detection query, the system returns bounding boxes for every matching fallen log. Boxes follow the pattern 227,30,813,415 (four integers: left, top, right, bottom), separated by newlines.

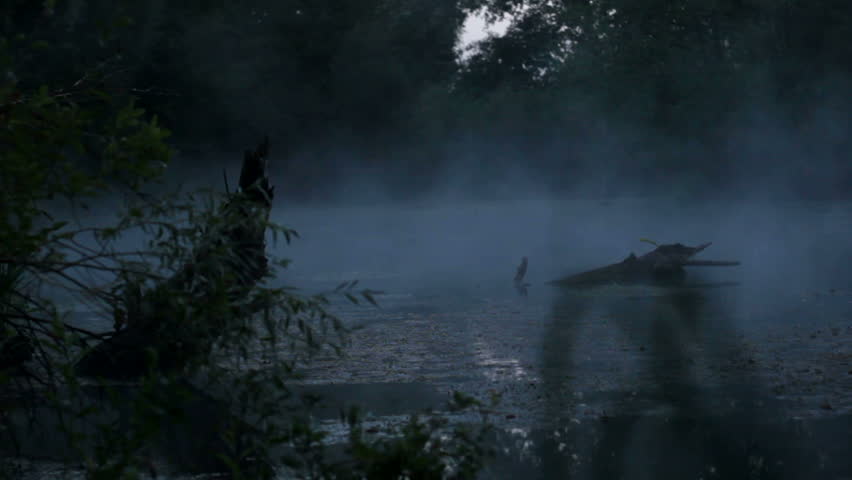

75,138,275,379
549,242,740,287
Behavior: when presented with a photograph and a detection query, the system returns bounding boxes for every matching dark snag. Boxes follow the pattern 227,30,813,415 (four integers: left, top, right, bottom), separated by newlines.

75,138,275,380
238,136,274,207
549,242,740,287
514,256,530,296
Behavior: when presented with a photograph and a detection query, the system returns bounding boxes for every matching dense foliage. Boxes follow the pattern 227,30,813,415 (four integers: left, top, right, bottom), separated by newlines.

457,0,852,197
1,3,491,478
7,0,850,198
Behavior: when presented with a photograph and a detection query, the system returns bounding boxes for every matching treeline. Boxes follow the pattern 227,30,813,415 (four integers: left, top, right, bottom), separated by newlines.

6,0,852,198
458,0,852,198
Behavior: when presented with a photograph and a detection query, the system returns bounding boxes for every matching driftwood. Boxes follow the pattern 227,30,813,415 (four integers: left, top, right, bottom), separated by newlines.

75,138,275,379
549,242,740,287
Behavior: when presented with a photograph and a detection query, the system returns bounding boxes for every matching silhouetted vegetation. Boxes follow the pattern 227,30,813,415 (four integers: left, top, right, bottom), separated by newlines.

7,0,850,198
1,4,492,477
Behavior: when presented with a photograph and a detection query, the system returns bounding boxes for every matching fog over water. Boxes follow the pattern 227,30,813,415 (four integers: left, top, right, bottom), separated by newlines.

276,193,851,314
29,127,852,479
19,163,852,479
264,190,852,478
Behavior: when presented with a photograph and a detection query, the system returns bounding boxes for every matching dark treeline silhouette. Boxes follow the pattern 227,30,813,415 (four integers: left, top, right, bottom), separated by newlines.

6,0,851,199
458,0,852,199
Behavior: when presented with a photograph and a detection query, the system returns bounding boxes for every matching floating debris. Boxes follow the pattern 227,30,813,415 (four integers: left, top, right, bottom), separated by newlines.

550,242,740,287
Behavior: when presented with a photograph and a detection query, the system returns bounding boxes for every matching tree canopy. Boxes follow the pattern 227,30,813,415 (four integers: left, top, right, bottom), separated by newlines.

5,0,851,198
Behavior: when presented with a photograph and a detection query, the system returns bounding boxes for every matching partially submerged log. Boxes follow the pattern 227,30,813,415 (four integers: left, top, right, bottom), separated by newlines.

549,242,740,287
75,138,275,379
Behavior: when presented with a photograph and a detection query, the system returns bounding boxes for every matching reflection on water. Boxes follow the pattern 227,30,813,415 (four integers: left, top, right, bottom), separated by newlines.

527,282,846,479
473,337,531,382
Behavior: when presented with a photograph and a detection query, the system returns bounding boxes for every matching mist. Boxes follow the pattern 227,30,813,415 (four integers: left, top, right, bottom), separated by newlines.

6,1,852,477
273,187,848,305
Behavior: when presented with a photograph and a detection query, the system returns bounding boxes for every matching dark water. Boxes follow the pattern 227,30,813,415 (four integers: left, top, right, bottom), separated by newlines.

11,197,852,478
279,197,852,479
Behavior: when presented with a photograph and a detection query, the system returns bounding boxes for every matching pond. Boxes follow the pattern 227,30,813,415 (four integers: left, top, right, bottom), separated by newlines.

281,196,852,479
10,196,852,479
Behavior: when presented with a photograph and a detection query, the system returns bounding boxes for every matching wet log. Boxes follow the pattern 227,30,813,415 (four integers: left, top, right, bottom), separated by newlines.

75,138,275,379
549,242,740,287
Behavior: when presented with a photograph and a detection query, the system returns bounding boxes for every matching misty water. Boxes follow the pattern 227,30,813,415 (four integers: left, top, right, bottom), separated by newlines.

277,196,852,479
19,195,852,478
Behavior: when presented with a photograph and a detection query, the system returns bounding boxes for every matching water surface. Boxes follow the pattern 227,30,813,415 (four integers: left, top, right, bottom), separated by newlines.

13,196,852,478
279,197,852,478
